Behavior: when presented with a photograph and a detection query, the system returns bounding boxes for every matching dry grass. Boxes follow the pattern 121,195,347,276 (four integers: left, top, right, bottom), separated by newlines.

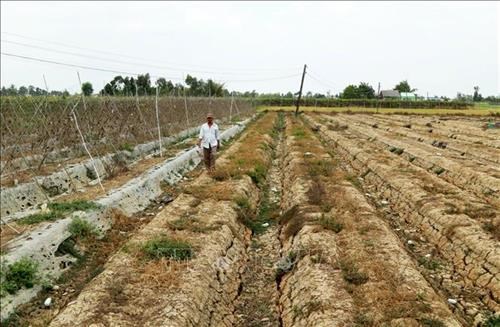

183,182,237,201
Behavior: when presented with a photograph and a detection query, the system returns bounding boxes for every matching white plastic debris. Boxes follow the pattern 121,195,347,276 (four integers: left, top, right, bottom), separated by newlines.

40,203,49,213
262,223,270,227
44,297,52,307
447,298,458,305
407,240,416,245
381,200,389,205
425,254,432,258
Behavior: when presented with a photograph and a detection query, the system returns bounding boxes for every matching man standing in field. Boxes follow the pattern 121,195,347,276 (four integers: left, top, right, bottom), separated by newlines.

197,112,220,173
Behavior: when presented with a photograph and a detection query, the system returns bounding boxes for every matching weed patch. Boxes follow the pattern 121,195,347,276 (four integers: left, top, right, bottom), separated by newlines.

68,217,99,238
292,127,307,139
247,163,268,186
142,236,193,261
345,174,362,189
307,159,333,177
167,216,222,233
418,318,446,327
417,256,441,271
482,314,500,327
18,200,100,225
340,260,369,285
318,214,343,233
0,257,39,297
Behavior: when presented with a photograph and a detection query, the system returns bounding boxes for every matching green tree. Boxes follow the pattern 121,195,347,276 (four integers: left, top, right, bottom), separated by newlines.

81,82,93,96
357,82,375,99
341,85,359,99
136,74,152,96
394,80,416,93
473,86,482,102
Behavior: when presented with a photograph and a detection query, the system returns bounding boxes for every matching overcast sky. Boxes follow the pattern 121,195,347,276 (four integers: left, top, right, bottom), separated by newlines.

1,1,498,97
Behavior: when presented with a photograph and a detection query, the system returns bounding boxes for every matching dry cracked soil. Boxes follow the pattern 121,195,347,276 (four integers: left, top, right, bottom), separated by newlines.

2,112,499,327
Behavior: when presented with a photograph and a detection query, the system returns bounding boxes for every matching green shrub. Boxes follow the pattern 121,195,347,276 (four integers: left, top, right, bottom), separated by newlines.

68,217,98,238
142,237,193,260
0,258,39,297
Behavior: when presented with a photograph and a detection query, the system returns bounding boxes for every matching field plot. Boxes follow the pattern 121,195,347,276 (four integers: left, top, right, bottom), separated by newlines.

1,112,499,326
0,96,253,322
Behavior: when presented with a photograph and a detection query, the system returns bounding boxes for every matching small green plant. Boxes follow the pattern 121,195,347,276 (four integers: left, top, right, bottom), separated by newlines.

142,236,193,261
354,312,374,326
0,257,39,297
417,256,441,271
234,196,268,234
482,314,500,327
68,217,98,238
340,260,369,285
418,318,445,327
247,163,267,186
17,211,59,225
319,214,343,233
119,143,134,152
345,174,362,189
292,127,307,139
168,216,221,233
19,200,100,225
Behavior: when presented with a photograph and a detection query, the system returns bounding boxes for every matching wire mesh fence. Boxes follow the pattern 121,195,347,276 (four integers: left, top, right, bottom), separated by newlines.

0,95,254,183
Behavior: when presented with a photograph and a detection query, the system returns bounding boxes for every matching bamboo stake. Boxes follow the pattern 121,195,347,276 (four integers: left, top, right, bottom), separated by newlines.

155,86,162,157
76,72,105,192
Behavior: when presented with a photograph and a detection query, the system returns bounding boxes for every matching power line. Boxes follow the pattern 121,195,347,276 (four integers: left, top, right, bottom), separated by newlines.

2,39,268,76
307,72,335,90
224,74,301,83
2,31,299,74
1,52,177,80
1,51,302,84
307,69,336,90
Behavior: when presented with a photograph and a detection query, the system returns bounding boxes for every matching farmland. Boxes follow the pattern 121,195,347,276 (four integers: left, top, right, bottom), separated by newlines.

1,106,499,326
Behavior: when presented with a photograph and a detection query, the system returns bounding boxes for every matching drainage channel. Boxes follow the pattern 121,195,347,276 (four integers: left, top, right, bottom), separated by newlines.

232,113,286,327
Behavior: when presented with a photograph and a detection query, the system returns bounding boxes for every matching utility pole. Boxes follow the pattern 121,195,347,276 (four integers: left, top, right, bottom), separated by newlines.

295,64,307,116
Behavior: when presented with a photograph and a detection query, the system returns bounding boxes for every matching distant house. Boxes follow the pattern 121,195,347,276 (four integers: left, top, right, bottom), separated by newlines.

400,92,417,100
379,90,400,99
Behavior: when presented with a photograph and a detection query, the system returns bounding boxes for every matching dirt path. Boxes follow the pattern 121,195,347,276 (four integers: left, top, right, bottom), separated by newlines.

233,118,285,326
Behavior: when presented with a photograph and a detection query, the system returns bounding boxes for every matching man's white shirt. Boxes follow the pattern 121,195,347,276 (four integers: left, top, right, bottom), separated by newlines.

199,122,220,149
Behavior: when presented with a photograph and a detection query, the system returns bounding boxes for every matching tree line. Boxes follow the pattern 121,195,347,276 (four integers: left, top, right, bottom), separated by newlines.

1,74,498,104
